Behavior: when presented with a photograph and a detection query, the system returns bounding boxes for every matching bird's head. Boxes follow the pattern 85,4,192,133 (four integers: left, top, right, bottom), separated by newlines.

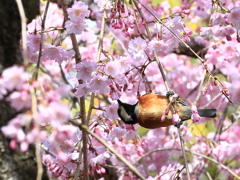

117,99,138,124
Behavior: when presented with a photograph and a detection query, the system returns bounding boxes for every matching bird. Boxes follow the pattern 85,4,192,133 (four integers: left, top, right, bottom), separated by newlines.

117,93,217,129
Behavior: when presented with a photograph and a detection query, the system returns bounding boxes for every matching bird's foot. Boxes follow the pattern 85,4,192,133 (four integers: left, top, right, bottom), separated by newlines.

166,90,174,98
174,121,183,128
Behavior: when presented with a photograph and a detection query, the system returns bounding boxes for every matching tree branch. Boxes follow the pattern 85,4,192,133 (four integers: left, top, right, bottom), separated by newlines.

60,0,88,179
69,120,146,180
135,147,240,179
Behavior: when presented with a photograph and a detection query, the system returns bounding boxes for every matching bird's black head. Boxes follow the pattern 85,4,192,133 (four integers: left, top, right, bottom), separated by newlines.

117,99,138,124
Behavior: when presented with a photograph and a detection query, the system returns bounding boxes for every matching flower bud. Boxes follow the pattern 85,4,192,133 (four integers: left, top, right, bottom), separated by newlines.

165,108,169,115
191,105,198,113
191,113,201,122
161,115,165,122
172,113,180,124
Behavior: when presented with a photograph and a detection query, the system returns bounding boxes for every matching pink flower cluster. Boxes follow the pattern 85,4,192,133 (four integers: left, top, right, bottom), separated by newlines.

191,105,201,122
1,0,240,179
0,66,31,110
201,7,240,41
27,33,75,64
65,1,90,34
0,64,73,153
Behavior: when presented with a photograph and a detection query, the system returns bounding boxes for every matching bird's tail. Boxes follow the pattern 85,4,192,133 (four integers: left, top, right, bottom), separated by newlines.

197,109,217,118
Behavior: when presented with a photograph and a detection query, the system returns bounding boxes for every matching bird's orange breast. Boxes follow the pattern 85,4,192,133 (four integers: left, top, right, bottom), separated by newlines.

136,94,189,129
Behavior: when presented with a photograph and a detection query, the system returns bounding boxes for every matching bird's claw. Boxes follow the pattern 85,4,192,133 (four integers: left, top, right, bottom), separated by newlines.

166,90,174,98
174,121,183,128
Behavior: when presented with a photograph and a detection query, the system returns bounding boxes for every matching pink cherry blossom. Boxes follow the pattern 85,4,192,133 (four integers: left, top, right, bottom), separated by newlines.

104,102,119,120
2,65,29,91
105,61,120,77
148,39,167,53
109,127,127,141
109,83,121,100
191,105,198,113
38,101,71,126
74,83,92,97
52,125,78,142
56,84,72,97
200,27,214,36
90,75,110,94
91,151,110,165
27,33,46,51
161,115,166,122
128,37,147,66
65,20,87,35
191,0,212,18
1,115,23,139
94,0,113,10
2,1,240,179
65,1,90,35
191,112,201,122
214,25,235,37
183,27,193,36
67,1,90,22
164,16,184,36
20,140,29,152
118,56,131,72
75,60,97,82
48,102,71,125
210,12,225,25
124,130,137,141
42,44,73,63
228,7,240,25
7,91,31,111
10,139,17,150
172,113,181,124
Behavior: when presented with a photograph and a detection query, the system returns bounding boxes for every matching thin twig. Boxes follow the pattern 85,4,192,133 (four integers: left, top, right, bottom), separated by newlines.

134,147,240,179
132,0,170,91
131,2,144,38
97,11,106,63
202,93,222,109
132,0,191,179
60,1,88,179
16,1,43,179
206,171,213,180
15,0,28,65
177,128,191,180
35,0,50,80
29,86,43,180
140,1,233,104
86,11,107,125
86,92,95,125
163,133,177,174
192,151,240,179
108,30,128,52
140,1,204,63
69,120,146,180
193,71,206,105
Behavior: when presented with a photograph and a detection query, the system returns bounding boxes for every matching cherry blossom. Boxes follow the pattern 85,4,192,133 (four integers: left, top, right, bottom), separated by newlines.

65,1,90,34
228,7,240,25
67,1,90,21
7,91,32,111
74,83,92,97
128,37,147,66
1,0,240,179
2,65,29,91
75,60,97,82
90,75,110,94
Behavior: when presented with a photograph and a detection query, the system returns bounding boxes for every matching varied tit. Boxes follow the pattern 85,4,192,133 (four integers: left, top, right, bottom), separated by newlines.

117,93,217,129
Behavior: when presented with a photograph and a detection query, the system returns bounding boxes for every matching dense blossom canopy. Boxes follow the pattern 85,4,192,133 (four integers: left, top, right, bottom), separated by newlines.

1,0,240,179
